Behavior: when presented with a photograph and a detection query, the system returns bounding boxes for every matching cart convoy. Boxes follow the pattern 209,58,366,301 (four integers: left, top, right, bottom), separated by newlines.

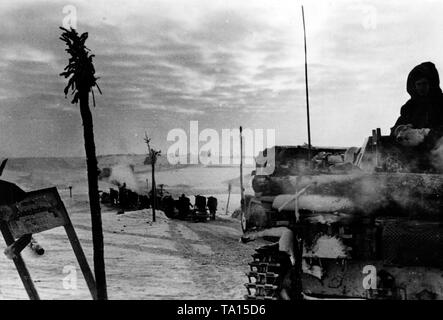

100,184,218,222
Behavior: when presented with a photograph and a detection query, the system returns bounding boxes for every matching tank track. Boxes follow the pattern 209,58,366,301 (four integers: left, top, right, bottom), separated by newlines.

244,244,291,300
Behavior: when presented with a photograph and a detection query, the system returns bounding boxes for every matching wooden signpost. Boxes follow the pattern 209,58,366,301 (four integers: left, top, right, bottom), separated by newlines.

0,187,97,300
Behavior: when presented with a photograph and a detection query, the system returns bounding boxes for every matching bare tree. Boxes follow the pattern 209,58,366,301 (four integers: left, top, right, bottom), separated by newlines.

144,133,161,222
59,27,107,300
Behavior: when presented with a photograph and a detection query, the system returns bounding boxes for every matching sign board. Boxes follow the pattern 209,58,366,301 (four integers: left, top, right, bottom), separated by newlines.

0,186,97,300
6,188,67,238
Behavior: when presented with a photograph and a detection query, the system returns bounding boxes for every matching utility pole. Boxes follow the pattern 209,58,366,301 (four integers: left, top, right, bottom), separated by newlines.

240,126,245,212
151,163,156,222
144,133,160,223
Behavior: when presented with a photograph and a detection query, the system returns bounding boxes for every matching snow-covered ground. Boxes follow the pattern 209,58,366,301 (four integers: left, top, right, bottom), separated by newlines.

0,157,264,300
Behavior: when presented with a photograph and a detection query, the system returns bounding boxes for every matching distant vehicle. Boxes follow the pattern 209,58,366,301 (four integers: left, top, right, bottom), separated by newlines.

161,193,217,222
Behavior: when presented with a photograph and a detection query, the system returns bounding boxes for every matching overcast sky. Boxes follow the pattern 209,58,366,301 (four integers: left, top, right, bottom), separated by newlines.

1,0,443,157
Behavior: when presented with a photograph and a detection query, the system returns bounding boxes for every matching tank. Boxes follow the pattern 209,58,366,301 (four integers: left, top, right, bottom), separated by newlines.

242,128,443,300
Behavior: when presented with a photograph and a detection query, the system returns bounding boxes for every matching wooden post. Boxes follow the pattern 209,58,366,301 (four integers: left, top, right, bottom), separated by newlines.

0,223,40,300
151,162,156,222
225,183,232,215
63,221,97,299
240,126,245,212
55,191,98,299
143,133,160,223
53,188,97,299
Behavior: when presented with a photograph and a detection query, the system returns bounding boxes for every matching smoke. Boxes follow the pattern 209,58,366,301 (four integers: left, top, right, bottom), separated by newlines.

100,164,140,192
430,137,443,171
281,171,442,218
396,127,428,147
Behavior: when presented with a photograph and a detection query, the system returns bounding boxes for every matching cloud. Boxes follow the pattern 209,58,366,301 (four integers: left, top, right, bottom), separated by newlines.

143,105,205,115
2,0,443,156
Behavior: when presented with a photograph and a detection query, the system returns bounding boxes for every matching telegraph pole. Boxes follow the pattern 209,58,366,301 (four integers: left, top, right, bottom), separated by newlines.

239,126,245,212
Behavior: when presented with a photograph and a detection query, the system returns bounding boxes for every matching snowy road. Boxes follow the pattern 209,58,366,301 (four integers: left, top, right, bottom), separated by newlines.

0,195,265,300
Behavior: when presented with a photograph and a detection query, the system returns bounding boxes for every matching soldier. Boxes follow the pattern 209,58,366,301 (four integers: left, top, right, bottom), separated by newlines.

139,195,150,209
390,62,443,171
118,183,128,208
194,195,206,213
391,62,443,148
109,188,119,206
161,195,175,218
207,196,217,220
177,194,191,220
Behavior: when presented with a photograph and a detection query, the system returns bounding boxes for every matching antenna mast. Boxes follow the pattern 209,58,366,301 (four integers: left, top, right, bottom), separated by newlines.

301,5,312,163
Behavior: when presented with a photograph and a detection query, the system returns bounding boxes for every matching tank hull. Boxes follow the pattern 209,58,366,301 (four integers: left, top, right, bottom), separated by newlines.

300,260,443,300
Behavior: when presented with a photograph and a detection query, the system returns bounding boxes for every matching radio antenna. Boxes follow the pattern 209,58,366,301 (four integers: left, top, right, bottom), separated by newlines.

301,5,312,163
